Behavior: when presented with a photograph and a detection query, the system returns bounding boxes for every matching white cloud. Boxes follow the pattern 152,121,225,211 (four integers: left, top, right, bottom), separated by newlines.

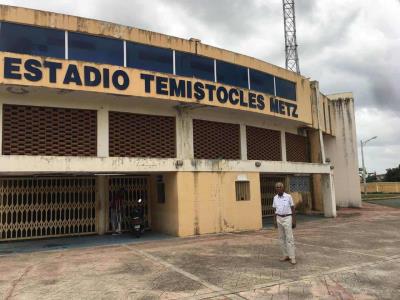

356,108,400,173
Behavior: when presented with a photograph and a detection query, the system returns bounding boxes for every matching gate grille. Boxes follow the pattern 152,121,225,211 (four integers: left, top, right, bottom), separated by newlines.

109,112,176,158
108,176,149,231
0,177,97,241
285,132,310,162
2,104,97,156
193,119,240,160
246,126,281,161
260,175,287,217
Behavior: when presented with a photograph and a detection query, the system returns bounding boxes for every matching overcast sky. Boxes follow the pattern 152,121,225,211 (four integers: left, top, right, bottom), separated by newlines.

1,0,399,174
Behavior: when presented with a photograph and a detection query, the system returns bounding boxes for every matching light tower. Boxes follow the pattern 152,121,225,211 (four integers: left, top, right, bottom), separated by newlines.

282,0,300,74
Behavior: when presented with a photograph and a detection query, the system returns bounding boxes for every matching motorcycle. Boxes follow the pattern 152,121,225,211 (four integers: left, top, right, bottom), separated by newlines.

131,198,144,238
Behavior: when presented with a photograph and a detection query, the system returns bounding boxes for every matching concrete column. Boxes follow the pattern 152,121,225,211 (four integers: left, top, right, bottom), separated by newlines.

0,102,2,156
281,131,287,161
96,175,109,235
322,173,336,217
176,107,193,159
97,108,109,157
240,124,247,160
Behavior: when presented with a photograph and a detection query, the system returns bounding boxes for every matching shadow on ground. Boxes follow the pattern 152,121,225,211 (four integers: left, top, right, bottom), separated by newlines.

0,231,174,255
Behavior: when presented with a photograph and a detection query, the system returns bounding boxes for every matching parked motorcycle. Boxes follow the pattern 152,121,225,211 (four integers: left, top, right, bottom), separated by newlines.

131,198,144,238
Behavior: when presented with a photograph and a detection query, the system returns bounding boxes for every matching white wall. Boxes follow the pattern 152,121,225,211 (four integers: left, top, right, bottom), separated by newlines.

324,93,361,207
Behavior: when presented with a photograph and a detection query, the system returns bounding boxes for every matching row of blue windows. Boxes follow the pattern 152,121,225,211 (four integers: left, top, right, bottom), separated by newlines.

0,22,296,101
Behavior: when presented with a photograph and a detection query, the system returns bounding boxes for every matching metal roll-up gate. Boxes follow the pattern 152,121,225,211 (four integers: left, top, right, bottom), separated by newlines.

108,176,149,232
0,176,97,241
260,175,287,217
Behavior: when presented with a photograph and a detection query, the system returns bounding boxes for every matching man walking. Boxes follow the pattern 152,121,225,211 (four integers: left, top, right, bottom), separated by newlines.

273,182,297,265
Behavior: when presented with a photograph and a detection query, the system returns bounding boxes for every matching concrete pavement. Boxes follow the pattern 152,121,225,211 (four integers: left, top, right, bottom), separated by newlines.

1,202,400,299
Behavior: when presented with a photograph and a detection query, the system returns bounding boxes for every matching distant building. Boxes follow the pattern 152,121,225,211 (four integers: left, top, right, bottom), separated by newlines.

0,5,361,241
376,174,386,181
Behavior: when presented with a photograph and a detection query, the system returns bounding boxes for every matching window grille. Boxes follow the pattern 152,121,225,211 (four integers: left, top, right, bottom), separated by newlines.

289,176,311,192
285,132,310,162
235,181,250,201
109,112,176,158
246,126,281,161
193,119,240,160
2,104,97,156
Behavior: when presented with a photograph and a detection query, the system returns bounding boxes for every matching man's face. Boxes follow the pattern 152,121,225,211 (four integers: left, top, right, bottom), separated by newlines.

275,185,284,196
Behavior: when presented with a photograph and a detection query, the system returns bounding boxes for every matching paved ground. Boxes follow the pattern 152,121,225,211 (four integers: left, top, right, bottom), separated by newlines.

1,202,400,300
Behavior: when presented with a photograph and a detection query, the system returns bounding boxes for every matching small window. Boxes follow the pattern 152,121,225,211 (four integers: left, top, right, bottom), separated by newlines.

235,181,250,201
249,69,274,95
175,51,214,81
0,22,65,59
68,32,123,66
127,42,173,74
216,60,248,89
275,77,296,101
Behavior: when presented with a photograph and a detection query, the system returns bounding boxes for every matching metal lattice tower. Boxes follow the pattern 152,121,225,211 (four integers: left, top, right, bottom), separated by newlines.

282,0,300,74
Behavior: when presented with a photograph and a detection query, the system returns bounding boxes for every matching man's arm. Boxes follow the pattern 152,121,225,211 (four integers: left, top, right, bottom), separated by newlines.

291,205,296,228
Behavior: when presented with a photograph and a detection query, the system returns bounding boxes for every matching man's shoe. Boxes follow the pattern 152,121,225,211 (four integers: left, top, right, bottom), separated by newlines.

279,256,290,262
290,258,297,265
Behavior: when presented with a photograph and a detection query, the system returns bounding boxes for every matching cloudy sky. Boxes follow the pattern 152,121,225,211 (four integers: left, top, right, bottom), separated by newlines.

1,0,399,174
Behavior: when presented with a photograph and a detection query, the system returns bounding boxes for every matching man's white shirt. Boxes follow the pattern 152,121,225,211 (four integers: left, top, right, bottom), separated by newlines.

272,192,294,215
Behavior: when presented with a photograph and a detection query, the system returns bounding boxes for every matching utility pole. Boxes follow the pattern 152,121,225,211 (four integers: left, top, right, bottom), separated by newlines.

282,0,300,74
360,136,377,196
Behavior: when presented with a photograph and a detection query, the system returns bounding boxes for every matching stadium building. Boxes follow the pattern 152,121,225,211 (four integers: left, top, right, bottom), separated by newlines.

0,5,361,241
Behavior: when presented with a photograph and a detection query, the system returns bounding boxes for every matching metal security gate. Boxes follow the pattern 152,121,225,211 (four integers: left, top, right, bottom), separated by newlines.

0,176,97,241
108,176,149,232
260,175,287,217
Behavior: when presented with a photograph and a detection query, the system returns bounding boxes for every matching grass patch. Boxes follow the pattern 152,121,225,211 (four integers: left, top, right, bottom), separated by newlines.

362,193,400,200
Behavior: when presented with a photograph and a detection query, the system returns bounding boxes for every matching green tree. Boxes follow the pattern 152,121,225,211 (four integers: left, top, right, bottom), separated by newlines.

384,164,400,182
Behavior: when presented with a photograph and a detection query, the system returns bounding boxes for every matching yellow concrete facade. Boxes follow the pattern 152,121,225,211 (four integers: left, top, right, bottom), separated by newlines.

0,5,357,241
147,172,262,237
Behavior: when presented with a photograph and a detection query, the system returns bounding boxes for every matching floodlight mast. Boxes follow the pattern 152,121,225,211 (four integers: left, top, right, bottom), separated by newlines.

282,0,300,74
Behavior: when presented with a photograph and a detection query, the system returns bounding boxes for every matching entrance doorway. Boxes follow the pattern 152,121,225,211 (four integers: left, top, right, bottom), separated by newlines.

0,176,97,241
108,176,149,232
260,174,287,217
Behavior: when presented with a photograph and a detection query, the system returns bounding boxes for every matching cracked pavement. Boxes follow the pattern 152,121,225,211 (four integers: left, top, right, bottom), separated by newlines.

1,201,400,299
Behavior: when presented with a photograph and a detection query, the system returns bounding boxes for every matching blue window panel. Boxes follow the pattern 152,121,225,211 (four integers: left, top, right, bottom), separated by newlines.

0,22,65,59
249,69,274,95
216,60,248,89
68,32,123,66
275,77,296,101
127,42,173,74
175,51,214,81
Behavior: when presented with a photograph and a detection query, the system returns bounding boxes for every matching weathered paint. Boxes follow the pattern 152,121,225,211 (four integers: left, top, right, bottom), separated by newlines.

176,172,262,236
324,93,361,208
